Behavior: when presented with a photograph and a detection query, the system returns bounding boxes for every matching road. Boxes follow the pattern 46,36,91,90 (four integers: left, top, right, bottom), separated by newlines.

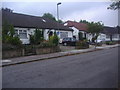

2,47,118,88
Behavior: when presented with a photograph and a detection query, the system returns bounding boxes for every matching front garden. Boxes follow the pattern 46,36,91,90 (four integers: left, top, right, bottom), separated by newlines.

2,23,60,59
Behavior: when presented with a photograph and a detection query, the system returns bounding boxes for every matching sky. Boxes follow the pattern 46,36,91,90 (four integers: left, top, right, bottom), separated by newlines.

2,0,118,27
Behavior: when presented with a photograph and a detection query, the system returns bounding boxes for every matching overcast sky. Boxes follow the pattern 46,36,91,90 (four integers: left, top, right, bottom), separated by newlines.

2,1,118,27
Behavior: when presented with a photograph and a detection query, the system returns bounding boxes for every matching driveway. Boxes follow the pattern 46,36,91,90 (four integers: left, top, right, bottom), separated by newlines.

59,44,75,52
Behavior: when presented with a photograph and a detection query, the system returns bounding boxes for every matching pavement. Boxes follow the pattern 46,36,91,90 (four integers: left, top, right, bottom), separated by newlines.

1,44,119,67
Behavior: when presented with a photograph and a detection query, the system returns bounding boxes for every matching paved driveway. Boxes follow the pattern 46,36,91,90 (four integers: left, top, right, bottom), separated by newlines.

59,44,75,52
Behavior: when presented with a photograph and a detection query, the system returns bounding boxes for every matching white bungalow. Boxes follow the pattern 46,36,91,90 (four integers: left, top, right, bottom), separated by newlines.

2,10,73,44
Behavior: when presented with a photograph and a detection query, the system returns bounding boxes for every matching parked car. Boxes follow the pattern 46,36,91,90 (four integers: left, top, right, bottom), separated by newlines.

62,37,77,46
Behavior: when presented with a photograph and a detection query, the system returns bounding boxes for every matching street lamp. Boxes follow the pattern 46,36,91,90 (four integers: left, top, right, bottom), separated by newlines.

57,2,61,22
57,2,61,45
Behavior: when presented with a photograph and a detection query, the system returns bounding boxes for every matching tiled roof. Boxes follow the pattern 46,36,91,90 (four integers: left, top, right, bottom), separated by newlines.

64,21,88,31
101,26,119,34
2,11,73,31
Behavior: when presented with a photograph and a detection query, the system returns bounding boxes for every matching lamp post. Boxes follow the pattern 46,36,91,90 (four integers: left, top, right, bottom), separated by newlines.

57,2,61,31
57,2,61,23
56,2,61,45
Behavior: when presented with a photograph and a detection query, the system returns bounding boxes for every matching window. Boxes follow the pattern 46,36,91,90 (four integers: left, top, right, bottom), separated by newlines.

112,34,118,38
106,35,110,38
19,30,27,39
60,32,68,39
14,29,18,36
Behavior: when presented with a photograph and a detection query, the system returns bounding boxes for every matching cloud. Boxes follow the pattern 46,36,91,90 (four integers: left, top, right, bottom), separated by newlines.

2,2,118,27
62,2,118,26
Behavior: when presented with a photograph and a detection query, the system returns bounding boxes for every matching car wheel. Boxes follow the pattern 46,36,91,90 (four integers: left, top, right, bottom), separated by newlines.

64,43,67,46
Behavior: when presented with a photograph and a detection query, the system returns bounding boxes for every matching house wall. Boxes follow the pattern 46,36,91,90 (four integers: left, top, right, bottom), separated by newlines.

14,27,31,44
70,27,87,40
43,29,73,43
71,27,79,40
87,33,92,41
15,27,73,44
97,33,106,41
105,34,120,41
87,33,120,42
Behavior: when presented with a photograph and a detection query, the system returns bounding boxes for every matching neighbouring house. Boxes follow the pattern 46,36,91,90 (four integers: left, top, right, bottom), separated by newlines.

84,26,120,43
64,21,88,40
100,26,120,42
64,21,120,43
2,10,73,44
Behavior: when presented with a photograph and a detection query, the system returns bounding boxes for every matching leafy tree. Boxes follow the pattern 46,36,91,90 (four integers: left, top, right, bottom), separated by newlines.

2,8,13,12
79,20,89,24
2,22,22,45
87,22,104,44
42,13,63,23
42,13,56,21
58,19,63,24
107,1,120,10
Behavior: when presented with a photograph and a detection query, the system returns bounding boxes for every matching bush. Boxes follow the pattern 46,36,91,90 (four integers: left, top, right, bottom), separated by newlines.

76,41,89,49
29,35,35,45
49,33,59,46
106,41,116,45
36,41,56,48
3,36,22,46
29,29,44,45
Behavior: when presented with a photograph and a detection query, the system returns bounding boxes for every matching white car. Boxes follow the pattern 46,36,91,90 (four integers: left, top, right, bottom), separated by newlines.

97,39,105,43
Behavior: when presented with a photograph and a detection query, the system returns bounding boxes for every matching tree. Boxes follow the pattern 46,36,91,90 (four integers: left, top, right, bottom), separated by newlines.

79,20,89,24
42,13,63,23
42,13,56,21
58,19,63,24
2,8,13,12
2,22,22,45
29,29,44,45
107,1,120,10
87,22,104,47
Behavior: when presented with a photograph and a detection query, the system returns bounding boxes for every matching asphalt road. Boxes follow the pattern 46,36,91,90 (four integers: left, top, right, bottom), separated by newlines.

2,47,118,88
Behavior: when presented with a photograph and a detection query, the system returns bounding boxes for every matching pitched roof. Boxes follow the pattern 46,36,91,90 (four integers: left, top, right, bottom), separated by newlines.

64,21,88,31
101,26,119,34
2,11,73,31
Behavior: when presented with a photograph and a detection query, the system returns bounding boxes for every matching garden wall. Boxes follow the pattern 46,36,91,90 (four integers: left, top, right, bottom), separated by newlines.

35,46,60,55
2,49,24,59
2,46,60,59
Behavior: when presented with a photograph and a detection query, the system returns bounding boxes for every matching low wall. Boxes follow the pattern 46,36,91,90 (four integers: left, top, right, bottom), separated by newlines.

2,49,24,59
35,46,60,55
2,46,61,59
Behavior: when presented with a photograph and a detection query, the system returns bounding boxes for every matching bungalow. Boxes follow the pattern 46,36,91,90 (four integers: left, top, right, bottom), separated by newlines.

64,21,120,43
2,10,73,44
88,26,120,43
100,26,120,42
64,21,88,40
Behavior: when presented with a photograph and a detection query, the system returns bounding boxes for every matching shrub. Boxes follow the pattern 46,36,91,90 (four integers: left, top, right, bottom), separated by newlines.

36,40,56,48
29,35,35,45
29,29,44,45
3,36,22,46
76,41,89,49
106,41,116,45
49,33,59,46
